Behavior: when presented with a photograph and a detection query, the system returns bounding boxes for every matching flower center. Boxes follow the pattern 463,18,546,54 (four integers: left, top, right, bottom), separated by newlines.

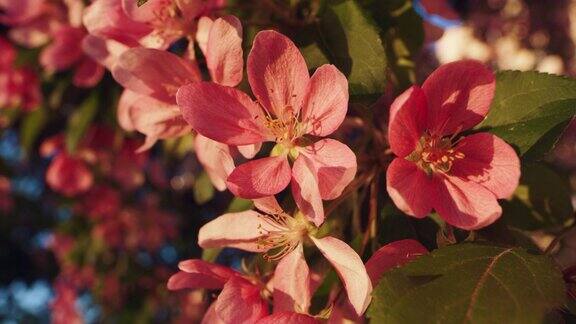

256,211,310,261
263,107,305,148
407,134,465,174
150,0,192,39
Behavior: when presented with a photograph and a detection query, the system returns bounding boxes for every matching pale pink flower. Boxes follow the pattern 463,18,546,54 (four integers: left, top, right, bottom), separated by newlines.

113,15,242,150
386,60,521,230
197,198,372,316
178,30,356,225
167,260,269,323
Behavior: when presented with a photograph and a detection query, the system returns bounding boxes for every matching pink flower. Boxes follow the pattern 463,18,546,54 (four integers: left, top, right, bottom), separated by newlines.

167,260,269,323
197,198,372,316
51,280,83,324
46,152,94,197
0,37,42,111
386,60,521,230
329,239,428,323
178,30,355,225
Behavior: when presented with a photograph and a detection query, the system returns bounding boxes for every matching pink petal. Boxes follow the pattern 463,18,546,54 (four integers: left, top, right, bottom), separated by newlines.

167,259,236,290
301,64,348,136
434,175,502,230
40,26,84,72
237,143,262,159
195,16,213,55
195,135,235,191
84,0,150,46
46,154,93,197
247,30,309,117
257,312,319,324
451,133,520,199
201,303,225,324
198,210,272,252
310,236,372,316
388,86,428,157
291,155,324,226
253,196,283,215
365,239,428,285
206,15,243,87
72,57,105,88
227,156,291,198
214,276,269,323
298,139,357,200
112,48,200,103
386,158,435,218
117,90,138,131
273,244,311,313
82,35,129,70
422,60,495,135
177,82,270,145
120,92,191,151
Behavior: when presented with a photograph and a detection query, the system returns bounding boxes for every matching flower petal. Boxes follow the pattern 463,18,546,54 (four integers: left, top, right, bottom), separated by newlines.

253,196,283,215
117,90,138,131
196,16,213,56
273,244,311,313
124,92,191,148
112,48,200,103
82,35,128,70
291,155,324,226
434,175,502,230
256,312,319,324
237,143,262,159
40,26,84,72
386,158,435,217
73,57,105,88
167,259,236,290
451,133,520,199
214,276,269,323
195,135,235,191
201,303,225,324
310,236,372,316
388,86,428,157
227,156,291,198
46,153,93,197
177,82,269,145
84,0,150,46
247,30,309,117
301,64,348,136
206,15,243,87
198,210,271,252
365,239,428,284
422,60,495,135
299,139,357,200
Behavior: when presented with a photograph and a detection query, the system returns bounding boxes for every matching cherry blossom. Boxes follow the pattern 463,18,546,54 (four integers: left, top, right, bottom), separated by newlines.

178,30,356,225
386,60,521,230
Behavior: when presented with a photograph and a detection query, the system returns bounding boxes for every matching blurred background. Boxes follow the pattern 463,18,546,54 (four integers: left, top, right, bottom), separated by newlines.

0,0,575,322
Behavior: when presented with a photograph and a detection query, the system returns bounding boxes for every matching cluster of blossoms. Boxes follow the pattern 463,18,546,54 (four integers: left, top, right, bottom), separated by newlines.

0,0,524,322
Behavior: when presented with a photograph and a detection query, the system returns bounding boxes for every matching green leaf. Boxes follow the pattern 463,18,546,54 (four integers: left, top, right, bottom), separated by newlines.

193,171,215,205
503,163,574,230
227,197,253,213
65,93,99,153
478,71,576,160
318,0,387,96
368,0,424,89
368,244,566,324
20,107,47,153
